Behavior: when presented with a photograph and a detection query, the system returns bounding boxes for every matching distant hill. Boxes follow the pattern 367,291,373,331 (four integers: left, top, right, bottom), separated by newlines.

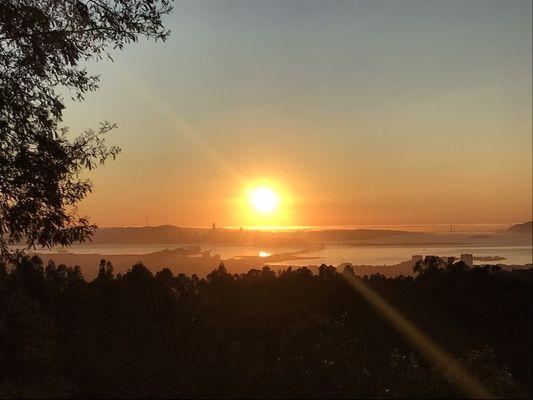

509,221,533,234
92,225,205,244
90,225,411,245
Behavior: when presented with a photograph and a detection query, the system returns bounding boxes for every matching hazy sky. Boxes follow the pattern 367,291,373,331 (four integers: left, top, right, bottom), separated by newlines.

65,0,532,228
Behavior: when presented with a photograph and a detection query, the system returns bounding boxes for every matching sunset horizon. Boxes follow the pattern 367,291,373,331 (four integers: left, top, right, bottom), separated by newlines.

60,0,531,229
1,1,531,398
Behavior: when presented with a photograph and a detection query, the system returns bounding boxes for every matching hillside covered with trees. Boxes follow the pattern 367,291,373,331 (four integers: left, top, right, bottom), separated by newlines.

0,256,530,398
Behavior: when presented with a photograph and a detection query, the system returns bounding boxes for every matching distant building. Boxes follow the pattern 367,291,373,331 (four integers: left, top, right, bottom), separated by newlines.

212,222,216,230
461,253,474,267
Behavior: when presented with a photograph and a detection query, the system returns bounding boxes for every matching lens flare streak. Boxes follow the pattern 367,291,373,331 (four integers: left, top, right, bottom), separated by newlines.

342,273,494,399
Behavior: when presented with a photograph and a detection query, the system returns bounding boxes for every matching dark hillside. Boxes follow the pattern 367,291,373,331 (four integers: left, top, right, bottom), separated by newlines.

0,256,530,398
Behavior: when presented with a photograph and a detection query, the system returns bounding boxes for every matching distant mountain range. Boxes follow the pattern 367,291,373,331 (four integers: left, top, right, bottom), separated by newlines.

509,221,533,234
82,221,532,246
90,225,412,246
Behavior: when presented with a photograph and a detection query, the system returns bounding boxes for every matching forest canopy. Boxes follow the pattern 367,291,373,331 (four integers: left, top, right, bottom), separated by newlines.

0,255,530,398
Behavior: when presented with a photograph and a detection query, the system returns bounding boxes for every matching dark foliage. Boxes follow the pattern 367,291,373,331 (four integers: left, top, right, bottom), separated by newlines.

0,0,173,258
0,256,530,398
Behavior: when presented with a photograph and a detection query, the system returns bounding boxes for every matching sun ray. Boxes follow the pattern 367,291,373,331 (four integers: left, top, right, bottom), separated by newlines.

111,63,245,185
341,271,494,399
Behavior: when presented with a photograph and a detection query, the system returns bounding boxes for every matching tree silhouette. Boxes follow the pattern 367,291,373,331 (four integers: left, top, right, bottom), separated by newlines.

0,0,173,258
0,255,530,397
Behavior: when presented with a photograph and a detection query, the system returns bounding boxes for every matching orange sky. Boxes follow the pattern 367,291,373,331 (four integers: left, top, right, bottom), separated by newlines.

65,0,532,228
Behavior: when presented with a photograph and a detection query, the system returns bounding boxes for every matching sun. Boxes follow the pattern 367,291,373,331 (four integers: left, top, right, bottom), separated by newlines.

249,186,280,214
240,181,292,227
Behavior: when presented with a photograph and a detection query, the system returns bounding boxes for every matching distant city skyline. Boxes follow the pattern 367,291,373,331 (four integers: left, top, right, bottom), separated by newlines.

64,0,532,227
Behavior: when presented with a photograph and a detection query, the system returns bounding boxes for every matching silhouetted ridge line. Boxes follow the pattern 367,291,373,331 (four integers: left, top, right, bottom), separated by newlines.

90,225,411,245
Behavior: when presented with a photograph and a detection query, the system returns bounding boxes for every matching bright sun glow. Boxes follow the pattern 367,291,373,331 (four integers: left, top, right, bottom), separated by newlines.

249,187,280,214
241,181,293,228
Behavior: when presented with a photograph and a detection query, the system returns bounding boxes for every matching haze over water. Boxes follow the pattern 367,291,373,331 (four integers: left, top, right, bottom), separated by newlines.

38,222,532,268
